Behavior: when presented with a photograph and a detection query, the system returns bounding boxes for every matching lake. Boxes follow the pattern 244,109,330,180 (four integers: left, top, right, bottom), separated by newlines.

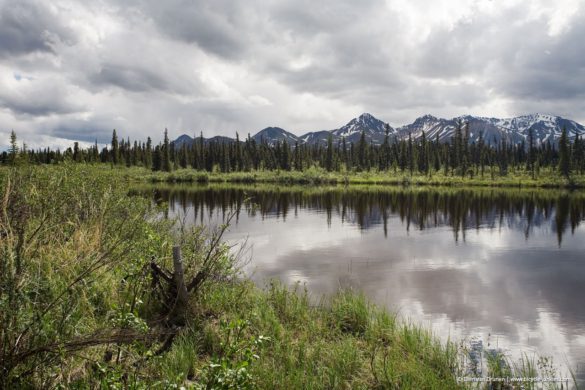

148,183,585,381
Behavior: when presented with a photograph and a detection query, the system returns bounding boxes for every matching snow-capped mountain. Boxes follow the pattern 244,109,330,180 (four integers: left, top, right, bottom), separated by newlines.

252,127,300,146
298,113,394,146
397,113,585,145
299,130,339,145
331,113,394,145
484,114,584,144
173,113,584,148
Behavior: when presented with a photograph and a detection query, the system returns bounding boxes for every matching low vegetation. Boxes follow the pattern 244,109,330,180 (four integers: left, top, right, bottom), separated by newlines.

0,164,577,388
136,165,585,188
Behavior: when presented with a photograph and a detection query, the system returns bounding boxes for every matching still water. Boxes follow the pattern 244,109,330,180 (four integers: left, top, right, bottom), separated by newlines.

151,184,585,380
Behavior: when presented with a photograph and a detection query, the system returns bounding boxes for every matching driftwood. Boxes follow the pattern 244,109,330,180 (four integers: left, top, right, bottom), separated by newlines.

10,328,179,364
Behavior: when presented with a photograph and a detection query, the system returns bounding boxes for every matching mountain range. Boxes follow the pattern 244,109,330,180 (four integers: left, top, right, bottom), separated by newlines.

173,113,585,148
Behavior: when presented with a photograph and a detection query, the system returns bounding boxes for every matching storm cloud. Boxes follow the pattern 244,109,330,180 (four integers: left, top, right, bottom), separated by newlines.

0,0,584,149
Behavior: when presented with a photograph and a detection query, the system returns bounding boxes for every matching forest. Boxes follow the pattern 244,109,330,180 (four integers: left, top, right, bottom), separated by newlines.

3,120,583,181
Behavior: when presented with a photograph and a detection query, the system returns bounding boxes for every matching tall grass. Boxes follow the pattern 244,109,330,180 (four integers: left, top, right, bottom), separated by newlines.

0,164,157,386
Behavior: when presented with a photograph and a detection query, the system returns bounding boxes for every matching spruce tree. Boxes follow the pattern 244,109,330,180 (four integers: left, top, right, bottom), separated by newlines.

418,131,428,174
111,129,119,164
9,130,18,165
162,128,171,172
527,127,536,178
325,134,334,172
357,131,367,171
145,137,153,168
462,122,470,177
478,131,485,178
381,124,391,171
573,134,584,174
407,133,414,175
73,142,81,162
558,126,570,178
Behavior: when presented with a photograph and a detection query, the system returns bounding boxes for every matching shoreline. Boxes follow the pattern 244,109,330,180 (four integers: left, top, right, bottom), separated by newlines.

132,167,585,189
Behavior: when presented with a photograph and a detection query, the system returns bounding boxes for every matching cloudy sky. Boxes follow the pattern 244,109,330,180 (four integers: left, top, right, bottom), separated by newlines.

1,0,584,149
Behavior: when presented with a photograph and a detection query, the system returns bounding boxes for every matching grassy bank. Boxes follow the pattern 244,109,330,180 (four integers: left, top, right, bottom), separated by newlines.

123,165,585,188
0,164,575,388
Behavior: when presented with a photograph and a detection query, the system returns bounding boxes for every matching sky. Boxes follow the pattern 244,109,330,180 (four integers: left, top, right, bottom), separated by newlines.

1,0,584,150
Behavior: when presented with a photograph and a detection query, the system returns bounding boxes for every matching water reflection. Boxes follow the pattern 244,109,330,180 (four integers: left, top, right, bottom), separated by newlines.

151,185,585,246
143,184,585,382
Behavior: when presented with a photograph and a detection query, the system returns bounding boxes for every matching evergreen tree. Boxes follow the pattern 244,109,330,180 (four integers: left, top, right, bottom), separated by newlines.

325,134,334,172
9,130,18,165
342,137,350,170
92,140,99,162
407,133,414,175
478,131,486,178
73,142,81,162
380,124,391,171
179,144,188,168
281,139,291,170
526,127,536,178
152,145,161,171
235,133,243,171
294,141,302,171
500,138,509,176
418,131,428,174
357,131,367,171
145,137,153,168
111,129,119,164
573,134,584,174
162,128,172,172
462,122,470,177
558,126,571,178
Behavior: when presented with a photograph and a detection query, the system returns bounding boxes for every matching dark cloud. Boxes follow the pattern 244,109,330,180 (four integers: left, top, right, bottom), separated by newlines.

490,16,585,102
90,63,176,93
0,0,75,58
0,98,76,117
129,0,250,59
50,119,114,143
0,79,83,118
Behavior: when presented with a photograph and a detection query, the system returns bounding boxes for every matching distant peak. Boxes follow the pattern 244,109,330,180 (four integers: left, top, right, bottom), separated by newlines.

413,114,438,123
174,134,193,143
518,113,556,119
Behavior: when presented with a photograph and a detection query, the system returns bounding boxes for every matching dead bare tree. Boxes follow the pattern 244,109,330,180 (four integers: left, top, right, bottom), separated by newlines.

150,207,241,327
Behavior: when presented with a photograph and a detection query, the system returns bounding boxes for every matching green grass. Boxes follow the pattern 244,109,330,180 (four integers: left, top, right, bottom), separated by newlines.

8,162,583,188
87,164,585,188
156,281,465,389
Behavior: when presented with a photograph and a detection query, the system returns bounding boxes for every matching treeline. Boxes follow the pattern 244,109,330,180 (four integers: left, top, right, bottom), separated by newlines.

3,121,584,178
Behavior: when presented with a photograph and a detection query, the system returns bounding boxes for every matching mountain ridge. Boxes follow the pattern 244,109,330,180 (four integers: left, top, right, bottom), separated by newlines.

173,113,585,147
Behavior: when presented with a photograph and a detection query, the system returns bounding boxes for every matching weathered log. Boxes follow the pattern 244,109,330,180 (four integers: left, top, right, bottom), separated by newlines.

170,245,189,325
